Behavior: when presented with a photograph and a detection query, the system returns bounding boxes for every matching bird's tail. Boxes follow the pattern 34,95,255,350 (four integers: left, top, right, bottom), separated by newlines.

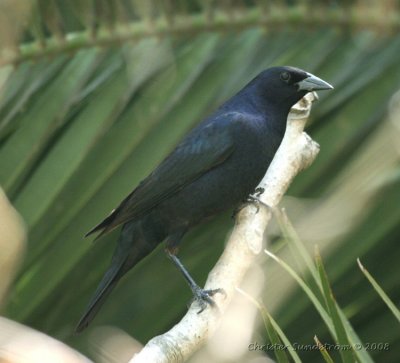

75,264,123,333
75,219,162,333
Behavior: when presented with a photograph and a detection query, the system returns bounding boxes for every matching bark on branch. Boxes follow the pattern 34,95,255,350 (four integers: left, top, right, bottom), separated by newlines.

130,92,320,363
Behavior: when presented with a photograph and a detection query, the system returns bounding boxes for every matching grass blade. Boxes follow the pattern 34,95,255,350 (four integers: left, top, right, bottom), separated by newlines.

314,335,335,363
237,287,297,363
315,247,355,363
357,258,400,323
264,249,336,338
274,207,321,288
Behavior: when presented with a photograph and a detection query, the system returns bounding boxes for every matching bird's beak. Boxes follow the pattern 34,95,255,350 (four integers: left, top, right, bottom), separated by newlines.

296,72,333,91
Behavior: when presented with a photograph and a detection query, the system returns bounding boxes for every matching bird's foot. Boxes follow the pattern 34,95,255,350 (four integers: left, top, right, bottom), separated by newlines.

191,286,226,314
246,187,270,213
253,187,265,198
232,187,269,218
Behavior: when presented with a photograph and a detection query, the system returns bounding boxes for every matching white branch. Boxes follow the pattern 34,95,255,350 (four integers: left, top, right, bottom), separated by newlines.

130,92,320,363
0,317,93,363
0,187,26,306
0,190,92,362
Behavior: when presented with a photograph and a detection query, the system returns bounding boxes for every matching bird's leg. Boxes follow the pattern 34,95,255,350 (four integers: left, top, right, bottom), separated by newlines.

165,245,225,313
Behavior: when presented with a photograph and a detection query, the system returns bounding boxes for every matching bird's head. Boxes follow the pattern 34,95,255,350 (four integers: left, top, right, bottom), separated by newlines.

250,66,333,111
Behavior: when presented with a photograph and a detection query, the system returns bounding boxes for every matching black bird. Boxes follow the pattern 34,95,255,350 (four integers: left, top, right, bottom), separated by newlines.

76,66,332,332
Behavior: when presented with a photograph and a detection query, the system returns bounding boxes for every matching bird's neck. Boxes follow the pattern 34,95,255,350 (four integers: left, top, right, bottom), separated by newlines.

224,86,291,138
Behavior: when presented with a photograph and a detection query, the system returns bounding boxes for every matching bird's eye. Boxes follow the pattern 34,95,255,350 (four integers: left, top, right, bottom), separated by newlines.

280,71,290,82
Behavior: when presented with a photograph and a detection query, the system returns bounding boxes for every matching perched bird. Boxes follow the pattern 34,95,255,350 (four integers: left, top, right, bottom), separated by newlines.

76,66,332,332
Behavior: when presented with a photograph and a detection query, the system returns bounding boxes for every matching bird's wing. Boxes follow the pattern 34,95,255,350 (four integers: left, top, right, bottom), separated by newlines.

86,118,236,239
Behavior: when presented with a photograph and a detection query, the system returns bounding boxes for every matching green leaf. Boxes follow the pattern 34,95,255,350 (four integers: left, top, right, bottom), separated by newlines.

357,258,400,323
314,335,335,363
0,49,100,195
237,287,295,363
315,248,355,363
274,207,321,289
264,249,335,337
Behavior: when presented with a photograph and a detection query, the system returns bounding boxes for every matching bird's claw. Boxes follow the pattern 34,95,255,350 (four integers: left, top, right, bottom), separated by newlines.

253,187,265,197
232,187,269,218
191,287,225,314
246,193,270,214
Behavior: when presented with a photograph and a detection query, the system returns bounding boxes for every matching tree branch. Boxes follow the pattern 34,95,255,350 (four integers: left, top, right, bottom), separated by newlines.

0,187,26,307
130,92,320,363
0,189,93,362
0,317,93,363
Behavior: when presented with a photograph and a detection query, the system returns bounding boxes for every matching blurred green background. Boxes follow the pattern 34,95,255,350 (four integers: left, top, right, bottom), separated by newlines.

0,0,399,362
